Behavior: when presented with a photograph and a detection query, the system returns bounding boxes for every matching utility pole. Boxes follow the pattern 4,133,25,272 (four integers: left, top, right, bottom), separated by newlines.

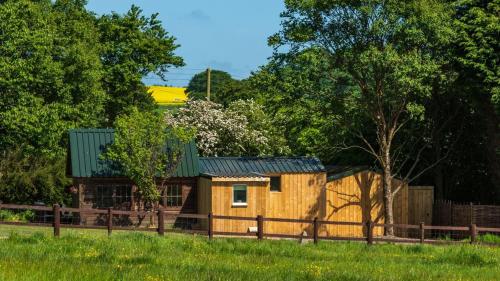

206,67,211,101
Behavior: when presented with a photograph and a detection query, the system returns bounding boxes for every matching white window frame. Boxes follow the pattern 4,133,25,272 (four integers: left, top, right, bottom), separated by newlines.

232,184,248,207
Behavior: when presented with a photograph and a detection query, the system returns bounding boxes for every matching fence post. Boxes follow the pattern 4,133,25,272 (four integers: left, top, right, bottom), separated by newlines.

107,208,113,236
53,204,60,237
419,222,425,243
470,224,477,244
157,207,165,236
257,215,264,240
313,217,319,244
208,212,213,240
366,219,373,245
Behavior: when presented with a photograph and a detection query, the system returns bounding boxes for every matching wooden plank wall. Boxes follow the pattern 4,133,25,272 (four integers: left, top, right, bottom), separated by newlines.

210,180,269,233
324,171,408,237
393,178,409,237
197,177,212,229
324,171,384,237
408,186,434,225
265,173,326,235
199,171,409,238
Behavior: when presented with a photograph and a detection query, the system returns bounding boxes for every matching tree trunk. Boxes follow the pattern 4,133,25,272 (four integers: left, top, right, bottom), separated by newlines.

381,144,395,236
382,166,395,236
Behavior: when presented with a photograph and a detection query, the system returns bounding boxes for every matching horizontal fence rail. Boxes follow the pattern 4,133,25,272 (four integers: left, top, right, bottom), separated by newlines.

0,203,499,246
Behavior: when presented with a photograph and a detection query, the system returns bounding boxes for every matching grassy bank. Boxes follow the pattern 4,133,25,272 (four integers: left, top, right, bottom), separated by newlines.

0,226,499,281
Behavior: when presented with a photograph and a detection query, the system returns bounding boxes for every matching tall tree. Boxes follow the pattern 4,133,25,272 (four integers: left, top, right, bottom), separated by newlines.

165,100,290,156
0,0,105,158
186,70,248,106
271,0,453,234
453,0,500,200
98,5,184,123
105,108,194,208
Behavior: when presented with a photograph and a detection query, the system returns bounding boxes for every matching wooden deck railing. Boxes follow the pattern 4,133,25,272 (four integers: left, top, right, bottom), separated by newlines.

0,203,499,246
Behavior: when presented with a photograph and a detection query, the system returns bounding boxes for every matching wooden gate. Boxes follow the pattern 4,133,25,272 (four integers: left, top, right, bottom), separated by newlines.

408,186,434,225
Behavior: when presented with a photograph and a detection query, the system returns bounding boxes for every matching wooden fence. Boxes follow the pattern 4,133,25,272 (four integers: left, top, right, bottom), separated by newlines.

0,203,499,246
433,200,500,228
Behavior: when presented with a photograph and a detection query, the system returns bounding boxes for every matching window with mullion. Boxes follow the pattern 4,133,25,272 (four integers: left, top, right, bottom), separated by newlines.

164,184,183,207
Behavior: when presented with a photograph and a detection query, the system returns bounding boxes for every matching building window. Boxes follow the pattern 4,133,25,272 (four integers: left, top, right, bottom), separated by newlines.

233,184,247,206
270,176,281,192
96,186,113,208
114,185,132,206
164,184,183,207
95,185,132,209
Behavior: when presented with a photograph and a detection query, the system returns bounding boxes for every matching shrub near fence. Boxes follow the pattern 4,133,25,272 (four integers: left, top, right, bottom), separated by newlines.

0,203,499,246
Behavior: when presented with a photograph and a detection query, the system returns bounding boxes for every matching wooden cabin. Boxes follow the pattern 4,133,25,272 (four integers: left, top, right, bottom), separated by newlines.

67,129,199,226
198,162,408,237
197,157,327,235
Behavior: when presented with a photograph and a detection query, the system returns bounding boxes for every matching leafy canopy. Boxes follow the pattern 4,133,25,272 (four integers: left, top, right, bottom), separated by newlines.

165,100,290,157
105,108,194,204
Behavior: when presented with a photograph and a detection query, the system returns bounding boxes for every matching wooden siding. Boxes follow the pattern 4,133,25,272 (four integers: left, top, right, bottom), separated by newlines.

198,171,409,237
324,171,383,237
393,178,409,237
209,179,269,233
324,171,408,237
264,173,326,236
408,186,434,225
197,177,212,229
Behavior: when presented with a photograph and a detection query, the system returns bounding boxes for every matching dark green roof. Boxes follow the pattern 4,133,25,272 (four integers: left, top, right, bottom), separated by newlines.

68,129,199,178
326,166,370,182
199,157,325,177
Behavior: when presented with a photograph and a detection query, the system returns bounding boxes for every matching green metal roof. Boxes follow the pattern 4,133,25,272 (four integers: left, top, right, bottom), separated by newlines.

68,129,199,178
199,157,325,177
326,166,370,182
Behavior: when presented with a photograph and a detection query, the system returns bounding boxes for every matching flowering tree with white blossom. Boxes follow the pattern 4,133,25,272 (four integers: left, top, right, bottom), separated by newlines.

165,100,289,156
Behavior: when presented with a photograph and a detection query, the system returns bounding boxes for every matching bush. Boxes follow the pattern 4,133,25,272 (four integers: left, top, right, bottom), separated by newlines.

0,209,35,222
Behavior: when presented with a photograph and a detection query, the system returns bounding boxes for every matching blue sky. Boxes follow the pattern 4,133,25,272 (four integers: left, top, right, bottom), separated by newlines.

86,0,285,87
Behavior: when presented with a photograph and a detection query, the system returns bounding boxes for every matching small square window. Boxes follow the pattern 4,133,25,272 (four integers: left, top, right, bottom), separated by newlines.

270,176,281,192
233,185,247,206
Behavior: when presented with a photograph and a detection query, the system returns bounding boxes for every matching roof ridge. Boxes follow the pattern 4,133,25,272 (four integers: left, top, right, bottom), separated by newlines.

199,156,321,160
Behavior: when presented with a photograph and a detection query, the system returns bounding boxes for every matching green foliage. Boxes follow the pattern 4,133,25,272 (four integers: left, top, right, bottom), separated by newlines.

0,0,106,159
98,5,184,123
105,108,194,204
0,148,71,205
0,210,34,223
454,0,500,110
0,230,500,280
186,70,249,107
166,100,289,157
0,0,184,205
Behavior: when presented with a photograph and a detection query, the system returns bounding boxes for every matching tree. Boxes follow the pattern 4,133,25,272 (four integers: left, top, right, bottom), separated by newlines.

165,100,290,157
186,70,248,106
0,148,71,205
98,5,184,123
246,48,367,164
272,0,453,234
105,108,194,208
0,0,105,158
452,0,500,200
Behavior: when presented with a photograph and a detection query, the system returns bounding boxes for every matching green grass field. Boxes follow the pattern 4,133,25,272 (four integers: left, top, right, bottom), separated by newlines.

0,225,499,281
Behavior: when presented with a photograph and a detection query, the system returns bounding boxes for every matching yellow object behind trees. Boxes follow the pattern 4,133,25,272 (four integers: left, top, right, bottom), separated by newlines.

148,86,188,105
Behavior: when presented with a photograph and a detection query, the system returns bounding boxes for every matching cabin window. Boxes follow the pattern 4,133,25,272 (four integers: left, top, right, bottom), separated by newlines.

114,185,132,206
96,186,113,208
270,176,281,192
95,185,131,209
233,184,247,206
164,184,183,207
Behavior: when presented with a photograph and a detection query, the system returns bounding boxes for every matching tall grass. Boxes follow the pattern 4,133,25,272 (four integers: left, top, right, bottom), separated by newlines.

0,227,498,281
